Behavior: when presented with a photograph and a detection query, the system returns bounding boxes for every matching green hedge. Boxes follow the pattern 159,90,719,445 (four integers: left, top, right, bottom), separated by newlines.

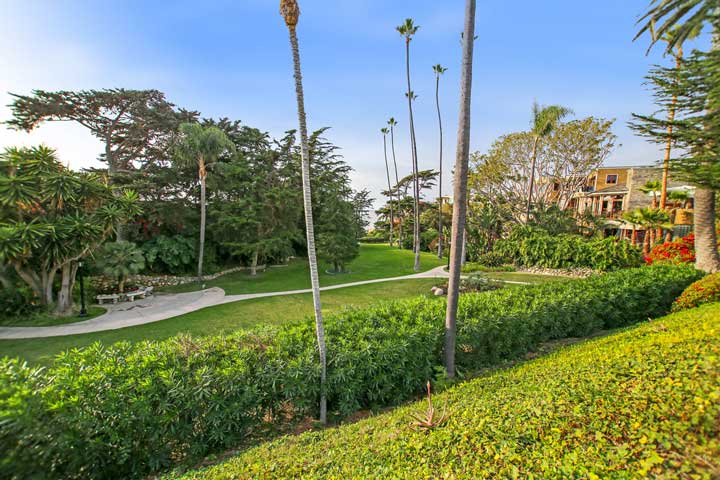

495,229,643,271
0,265,700,479
177,303,720,479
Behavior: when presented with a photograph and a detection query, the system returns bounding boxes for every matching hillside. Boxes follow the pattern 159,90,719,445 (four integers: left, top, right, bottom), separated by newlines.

178,303,720,479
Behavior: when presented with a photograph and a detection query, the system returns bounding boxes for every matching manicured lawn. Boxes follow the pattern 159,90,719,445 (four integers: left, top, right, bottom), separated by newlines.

0,279,440,365
0,306,105,327
165,243,447,295
484,271,569,284
175,303,720,479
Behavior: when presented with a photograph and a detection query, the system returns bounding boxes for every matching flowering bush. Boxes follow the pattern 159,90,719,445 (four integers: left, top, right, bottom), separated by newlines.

646,230,720,265
646,234,696,265
672,272,720,312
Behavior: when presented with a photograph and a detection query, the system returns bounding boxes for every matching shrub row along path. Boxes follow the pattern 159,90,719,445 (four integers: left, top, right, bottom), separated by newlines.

1,266,529,340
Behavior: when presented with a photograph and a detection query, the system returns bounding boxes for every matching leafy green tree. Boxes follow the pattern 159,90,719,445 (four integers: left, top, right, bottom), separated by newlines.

281,0,328,424
445,0,477,378
317,191,360,273
141,235,196,274
633,0,720,273
433,64,448,258
211,125,301,275
5,89,196,240
96,241,145,293
174,123,234,282
0,146,140,314
397,18,422,271
525,102,573,222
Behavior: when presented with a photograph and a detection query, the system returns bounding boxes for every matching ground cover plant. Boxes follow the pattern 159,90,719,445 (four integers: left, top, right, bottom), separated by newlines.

176,302,720,479
0,265,699,479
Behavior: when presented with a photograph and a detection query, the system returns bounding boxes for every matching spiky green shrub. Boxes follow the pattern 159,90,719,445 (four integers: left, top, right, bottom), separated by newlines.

0,265,701,479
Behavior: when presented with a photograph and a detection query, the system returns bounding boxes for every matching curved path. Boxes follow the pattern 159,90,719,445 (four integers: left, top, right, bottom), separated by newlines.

0,266,458,340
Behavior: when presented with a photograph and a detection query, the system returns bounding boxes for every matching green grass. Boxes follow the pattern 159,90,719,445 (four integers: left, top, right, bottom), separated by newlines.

484,271,568,284
165,243,447,295
176,303,720,479
0,279,440,365
0,306,105,327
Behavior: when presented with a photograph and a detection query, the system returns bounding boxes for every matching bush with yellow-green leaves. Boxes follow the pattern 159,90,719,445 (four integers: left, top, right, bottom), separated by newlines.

176,303,720,479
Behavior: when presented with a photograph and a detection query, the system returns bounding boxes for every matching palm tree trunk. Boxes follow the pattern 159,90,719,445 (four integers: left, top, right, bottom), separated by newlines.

694,188,720,273
525,136,540,223
660,47,682,210
436,73,444,258
287,25,328,423
643,229,651,255
389,124,403,249
404,38,421,271
445,0,476,379
197,156,207,283
382,134,394,246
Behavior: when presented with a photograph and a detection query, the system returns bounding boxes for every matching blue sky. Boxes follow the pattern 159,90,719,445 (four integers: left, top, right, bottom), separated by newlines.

0,1,712,205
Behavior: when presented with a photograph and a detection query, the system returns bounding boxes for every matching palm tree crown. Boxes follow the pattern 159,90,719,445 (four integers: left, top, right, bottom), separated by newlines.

531,102,573,138
397,18,419,41
280,0,300,28
635,0,718,53
175,123,234,172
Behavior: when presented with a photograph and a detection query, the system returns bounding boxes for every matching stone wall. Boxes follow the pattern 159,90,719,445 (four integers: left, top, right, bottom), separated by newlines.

90,265,268,292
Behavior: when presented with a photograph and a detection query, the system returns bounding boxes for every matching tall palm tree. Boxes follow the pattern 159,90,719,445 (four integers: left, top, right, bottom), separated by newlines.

381,127,394,246
622,210,643,246
524,102,572,222
388,117,403,248
640,180,662,208
397,19,422,271
445,0,477,379
280,0,328,424
433,64,448,258
659,25,702,209
636,0,720,273
174,122,234,282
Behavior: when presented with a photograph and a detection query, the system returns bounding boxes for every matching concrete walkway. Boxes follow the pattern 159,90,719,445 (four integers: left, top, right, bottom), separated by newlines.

0,266,531,340
0,266,451,339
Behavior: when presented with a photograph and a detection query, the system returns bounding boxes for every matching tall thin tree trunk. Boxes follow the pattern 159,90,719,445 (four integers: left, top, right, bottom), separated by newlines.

250,249,259,276
525,136,540,223
445,0,476,379
287,24,327,423
382,133,394,246
694,188,720,273
436,73,444,258
389,124,403,249
660,47,682,210
404,39,421,272
198,156,207,283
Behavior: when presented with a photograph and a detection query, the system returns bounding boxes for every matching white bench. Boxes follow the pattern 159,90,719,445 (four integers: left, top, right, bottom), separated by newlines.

144,286,154,296
124,291,146,302
96,294,120,304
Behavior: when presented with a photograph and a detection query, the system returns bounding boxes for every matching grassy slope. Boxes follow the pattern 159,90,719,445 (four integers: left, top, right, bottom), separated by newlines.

178,303,720,479
165,243,447,295
484,271,566,284
0,279,440,364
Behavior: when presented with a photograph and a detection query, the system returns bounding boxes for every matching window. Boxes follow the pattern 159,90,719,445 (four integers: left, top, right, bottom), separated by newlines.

606,174,618,184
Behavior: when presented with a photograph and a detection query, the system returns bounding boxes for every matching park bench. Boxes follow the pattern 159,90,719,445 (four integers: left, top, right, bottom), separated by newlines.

96,294,120,304
124,290,146,302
